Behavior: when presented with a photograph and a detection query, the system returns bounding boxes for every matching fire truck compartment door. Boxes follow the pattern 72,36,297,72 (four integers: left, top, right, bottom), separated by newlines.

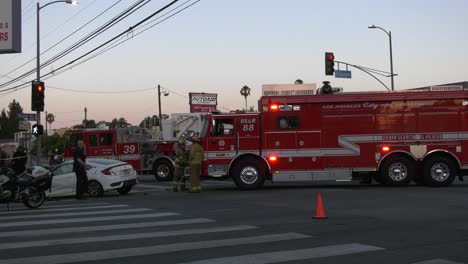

272,170,352,182
311,170,352,181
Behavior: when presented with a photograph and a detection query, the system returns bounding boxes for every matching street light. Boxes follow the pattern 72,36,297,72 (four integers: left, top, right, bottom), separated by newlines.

36,0,77,164
368,24,394,91
157,84,169,139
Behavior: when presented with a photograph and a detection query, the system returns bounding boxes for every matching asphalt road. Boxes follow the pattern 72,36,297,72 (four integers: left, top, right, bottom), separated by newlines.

1,175,468,264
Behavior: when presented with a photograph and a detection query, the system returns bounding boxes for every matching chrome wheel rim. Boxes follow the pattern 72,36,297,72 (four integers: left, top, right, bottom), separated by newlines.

431,163,450,182
157,165,170,179
240,166,258,184
88,182,101,197
388,162,408,182
27,191,44,207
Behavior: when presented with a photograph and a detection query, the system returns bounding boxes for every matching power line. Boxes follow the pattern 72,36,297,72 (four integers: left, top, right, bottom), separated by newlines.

49,87,155,94
50,0,199,75
1,0,123,81
0,0,148,89
0,0,198,95
40,0,181,80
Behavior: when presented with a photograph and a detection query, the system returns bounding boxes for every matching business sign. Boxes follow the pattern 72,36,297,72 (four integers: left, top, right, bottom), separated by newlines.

335,70,352,79
189,93,217,113
18,121,31,130
0,0,21,54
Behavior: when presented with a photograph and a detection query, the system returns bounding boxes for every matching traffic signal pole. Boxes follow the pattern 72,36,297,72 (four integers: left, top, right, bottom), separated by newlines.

36,2,42,165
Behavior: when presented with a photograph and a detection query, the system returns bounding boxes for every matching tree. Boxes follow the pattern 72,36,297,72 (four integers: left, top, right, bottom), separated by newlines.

96,120,109,128
31,133,65,157
0,99,24,139
46,113,55,133
240,85,251,112
73,119,97,129
139,115,159,128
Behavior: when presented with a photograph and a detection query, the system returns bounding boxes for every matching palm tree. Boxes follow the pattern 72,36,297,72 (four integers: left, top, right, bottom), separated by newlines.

46,113,55,134
240,85,251,111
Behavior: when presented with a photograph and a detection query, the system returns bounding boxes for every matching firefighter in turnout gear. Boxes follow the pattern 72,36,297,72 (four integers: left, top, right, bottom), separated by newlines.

189,132,204,193
173,137,188,192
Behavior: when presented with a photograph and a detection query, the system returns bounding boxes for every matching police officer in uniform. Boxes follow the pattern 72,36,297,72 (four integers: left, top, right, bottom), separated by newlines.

11,146,27,175
73,140,91,199
189,132,204,193
173,137,188,192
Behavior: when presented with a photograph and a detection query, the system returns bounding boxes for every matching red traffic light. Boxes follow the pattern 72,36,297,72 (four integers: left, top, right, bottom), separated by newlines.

328,54,334,61
37,85,44,92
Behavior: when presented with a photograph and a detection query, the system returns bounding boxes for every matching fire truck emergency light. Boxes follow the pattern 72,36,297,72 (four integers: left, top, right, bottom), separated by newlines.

382,146,390,152
268,156,278,162
270,104,279,111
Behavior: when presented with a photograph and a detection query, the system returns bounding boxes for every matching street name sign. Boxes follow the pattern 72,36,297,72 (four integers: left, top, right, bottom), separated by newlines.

17,113,37,121
335,70,352,79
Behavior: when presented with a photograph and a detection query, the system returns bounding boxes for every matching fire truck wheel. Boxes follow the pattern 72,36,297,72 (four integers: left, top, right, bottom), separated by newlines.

422,156,456,187
153,159,174,182
232,159,265,190
380,155,415,186
88,181,104,197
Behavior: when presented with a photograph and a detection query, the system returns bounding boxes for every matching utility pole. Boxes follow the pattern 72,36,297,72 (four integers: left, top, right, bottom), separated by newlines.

158,84,162,138
84,107,87,124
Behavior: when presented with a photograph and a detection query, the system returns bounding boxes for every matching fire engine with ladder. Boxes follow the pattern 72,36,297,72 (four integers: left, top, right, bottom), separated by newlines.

64,83,468,189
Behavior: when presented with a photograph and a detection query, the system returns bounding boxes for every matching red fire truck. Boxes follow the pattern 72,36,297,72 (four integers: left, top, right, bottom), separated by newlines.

65,84,468,189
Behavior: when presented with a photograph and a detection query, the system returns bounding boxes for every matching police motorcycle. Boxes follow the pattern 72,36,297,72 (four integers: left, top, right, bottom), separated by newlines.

0,167,52,209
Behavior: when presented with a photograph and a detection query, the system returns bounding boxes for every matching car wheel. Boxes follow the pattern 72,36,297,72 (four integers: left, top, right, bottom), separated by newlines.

153,159,174,182
22,189,46,209
380,155,415,186
117,186,132,195
88,180,104,197
232,159,265,190
423,156,456,187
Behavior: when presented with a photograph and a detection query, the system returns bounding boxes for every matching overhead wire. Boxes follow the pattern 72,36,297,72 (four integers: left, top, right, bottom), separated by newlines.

50,0,199,75
0,0,148,88
1,0,123,80
2,0,104,74
0,0,199,96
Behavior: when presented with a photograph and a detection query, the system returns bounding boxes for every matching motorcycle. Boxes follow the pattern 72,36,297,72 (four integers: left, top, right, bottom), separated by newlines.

0,167,52,210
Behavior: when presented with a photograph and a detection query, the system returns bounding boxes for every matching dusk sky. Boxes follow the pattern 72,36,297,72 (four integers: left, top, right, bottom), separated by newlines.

1,0,467,129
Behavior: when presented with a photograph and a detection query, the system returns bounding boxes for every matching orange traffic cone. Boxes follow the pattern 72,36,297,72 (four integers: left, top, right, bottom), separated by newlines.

313,193,328,219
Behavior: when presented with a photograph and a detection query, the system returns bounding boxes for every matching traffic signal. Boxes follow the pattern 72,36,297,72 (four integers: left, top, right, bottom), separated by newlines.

31,81,45,112
325,52,335,76
32,124,44,137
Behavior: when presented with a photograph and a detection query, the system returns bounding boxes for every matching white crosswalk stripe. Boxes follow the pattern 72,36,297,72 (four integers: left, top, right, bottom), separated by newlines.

179,243,384,264
0,233,310,264
0,212,178,227
0,201,455,264
1,202,109,211
411,260,465,264
0,204,127,215
0,225,258,250
1,208,150,220
0,218,215,238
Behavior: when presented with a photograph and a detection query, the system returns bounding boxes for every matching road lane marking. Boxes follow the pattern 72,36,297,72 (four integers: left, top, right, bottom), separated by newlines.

412,260,464,264
0,225,258,250
0,218,215,238
0,205,128,215
3,202,109,211
1,208,151,221
179,243,384,264
0,233,310,264
0,212,178,227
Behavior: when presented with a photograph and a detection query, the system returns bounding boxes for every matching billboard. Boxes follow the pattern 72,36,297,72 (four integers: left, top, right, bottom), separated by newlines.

189,93,217,113
0,0,21,54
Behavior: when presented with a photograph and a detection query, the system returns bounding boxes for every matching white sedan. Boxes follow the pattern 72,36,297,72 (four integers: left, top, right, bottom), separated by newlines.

44,158,138,197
